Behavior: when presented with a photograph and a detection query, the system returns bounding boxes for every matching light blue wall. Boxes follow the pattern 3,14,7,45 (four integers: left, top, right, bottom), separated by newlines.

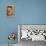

16,0,46,24
0,0,17,44
0,0,46,44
